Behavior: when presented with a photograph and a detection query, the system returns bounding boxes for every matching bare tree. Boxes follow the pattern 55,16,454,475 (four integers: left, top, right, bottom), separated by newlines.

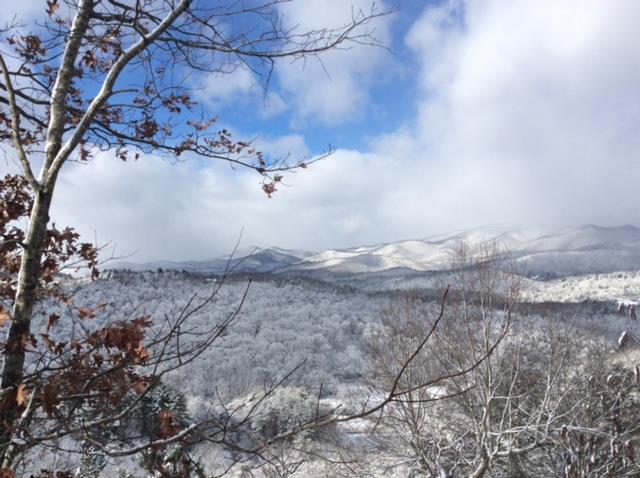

368,242,520,477
368,242,640,477
548,346,640,477
367,293,456,477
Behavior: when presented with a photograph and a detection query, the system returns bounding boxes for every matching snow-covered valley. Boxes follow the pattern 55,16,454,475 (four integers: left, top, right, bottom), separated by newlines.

24,225,640,476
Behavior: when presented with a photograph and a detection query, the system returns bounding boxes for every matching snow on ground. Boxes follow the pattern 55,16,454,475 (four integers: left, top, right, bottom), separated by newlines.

522,271,640,303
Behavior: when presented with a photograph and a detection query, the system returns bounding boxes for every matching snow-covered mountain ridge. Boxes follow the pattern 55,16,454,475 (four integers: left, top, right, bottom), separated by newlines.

113,225,640,279
114,246,313,274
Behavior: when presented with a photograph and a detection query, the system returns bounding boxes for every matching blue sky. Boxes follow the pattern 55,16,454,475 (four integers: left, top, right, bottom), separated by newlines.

208,1,428,155
5,1,640,261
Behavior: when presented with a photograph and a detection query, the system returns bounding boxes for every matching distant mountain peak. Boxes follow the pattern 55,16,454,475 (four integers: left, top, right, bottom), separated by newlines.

110,225,640,278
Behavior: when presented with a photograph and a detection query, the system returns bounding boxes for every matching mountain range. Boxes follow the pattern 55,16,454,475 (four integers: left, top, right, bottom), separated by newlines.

112,225,640,279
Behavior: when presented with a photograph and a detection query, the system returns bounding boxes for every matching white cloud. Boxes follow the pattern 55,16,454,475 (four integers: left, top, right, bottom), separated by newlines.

402,0,640,228
46,1,640,260
197,64,257,105
260,91,289,118
275,0,394,125
49,148,368,261
196,67,289,118
257,134,310,161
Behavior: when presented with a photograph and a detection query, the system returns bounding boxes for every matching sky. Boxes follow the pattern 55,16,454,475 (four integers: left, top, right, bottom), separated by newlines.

4,0,640,261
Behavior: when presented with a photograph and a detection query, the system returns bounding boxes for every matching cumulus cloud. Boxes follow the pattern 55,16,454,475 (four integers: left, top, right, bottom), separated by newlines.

50,149,378,261
275,0,394,125
190,1,391,123
196,67,288,117
38,1,640,260
197,64,257,105
403,0,640,227
260,91,289,118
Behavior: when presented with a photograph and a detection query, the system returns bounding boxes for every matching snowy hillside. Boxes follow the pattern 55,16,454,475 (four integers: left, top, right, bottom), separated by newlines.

111,226,640,293
36,268,640,476
40,231,640,475
285,225,640,276
113,246,314,274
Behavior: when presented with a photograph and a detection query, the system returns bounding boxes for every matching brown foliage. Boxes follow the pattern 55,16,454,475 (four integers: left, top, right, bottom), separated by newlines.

158,410,181,439
0,307,10,328
0,174,99,302
15,384,28,408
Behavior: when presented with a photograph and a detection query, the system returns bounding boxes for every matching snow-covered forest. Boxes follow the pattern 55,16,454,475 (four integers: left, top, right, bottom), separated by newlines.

16,244,640,476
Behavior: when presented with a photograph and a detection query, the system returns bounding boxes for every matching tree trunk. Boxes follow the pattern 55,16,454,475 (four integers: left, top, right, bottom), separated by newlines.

0,188,53,443
470,450,490,478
